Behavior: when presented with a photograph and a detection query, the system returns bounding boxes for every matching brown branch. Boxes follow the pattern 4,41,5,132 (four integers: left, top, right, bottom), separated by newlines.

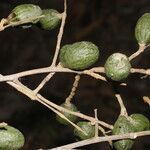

0,66,81,82
34,64,62,94
131,68,150,76
0,74,113,129
37,94,113,129
51,0,67,66
34,72,55,93
50,130,150,149
84,70,107,81
0,66,126,86
94,109,99,137
36,97,86,135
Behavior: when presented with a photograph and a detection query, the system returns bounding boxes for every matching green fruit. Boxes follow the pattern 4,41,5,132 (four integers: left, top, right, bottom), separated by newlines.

130,113,150,132
10,4,42,23
59,41,99,70
104,53,131,81
39,9,61,30
112,116,135,150
0,124,25,150
74,121,95,140
56,102,78,125
135,13,150,45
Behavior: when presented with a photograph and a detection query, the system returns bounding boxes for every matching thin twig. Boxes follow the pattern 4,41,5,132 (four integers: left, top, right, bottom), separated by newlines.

84,70,107,81
34,72,55,93
0,75,87,134
94,109,99,137
2,66,149,83
0,74,113,129
131,68,150,76
51,0,67,66
34,64,62,94
37,94,113,129
0,66,81,82
50,130,150,149
10,80,85,134
36,98,86,135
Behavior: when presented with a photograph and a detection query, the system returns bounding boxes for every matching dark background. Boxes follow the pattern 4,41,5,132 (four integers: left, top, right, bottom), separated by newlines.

0,0,150,149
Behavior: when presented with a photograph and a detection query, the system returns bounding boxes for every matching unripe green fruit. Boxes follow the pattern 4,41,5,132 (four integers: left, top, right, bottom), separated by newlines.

39,9,61,30
10,4,42,24
74,121,95,140
135,13,150,45
56,102,78,125
130,113,150,132
59,41,99,70
0,124,25,150
112,116,135,150
104,53,131,81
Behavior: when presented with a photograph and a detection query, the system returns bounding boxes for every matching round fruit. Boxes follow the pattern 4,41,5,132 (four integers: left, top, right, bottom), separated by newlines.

39,9,61,30
56,102,78,125
135,13,150,45
104,53,131,81
0,124,25,150
59,41,99,70
74,121,95,140
112,116,135,150
130,113,150,132
10,4,42,24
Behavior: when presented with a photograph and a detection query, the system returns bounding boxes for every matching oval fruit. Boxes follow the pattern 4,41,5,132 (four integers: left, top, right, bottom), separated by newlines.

39,9,61,30
56,102,78,125
112,116,135,150
59,41,99,70
130,113,150,132
74,121,95,140
104,53,131,81
0,124,25,150
10,4,42,23
135,13,150,45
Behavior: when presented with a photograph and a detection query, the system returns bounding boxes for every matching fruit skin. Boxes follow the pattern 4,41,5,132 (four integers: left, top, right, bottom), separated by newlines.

112,116,135,150
104,53,131,81
39,9,61,30
74,121,95,140
56,102,78,125
59,41,99,70
130,113,150,132
135,13,150,45
0,124,25,150
11,4,42,23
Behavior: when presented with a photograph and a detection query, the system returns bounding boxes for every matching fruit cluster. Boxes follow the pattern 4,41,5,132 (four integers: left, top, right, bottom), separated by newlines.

0,3,150,150
8,4,61,30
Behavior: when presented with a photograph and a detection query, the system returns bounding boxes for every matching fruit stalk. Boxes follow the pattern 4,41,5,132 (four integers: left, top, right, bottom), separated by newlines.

129,44,146,61
65,75,81,104
115,94,128,116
